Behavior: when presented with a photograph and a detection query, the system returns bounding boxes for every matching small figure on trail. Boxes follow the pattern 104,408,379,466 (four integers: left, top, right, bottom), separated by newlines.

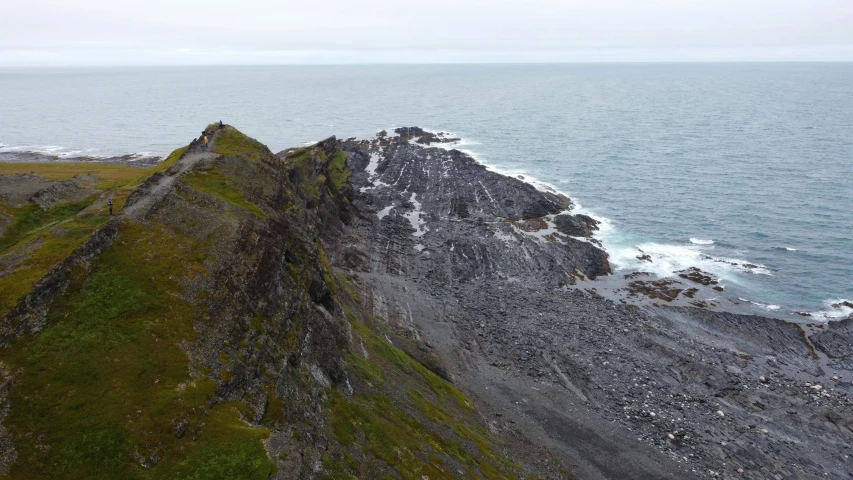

108,199,113,216
219,120,224,129
203,135,209,149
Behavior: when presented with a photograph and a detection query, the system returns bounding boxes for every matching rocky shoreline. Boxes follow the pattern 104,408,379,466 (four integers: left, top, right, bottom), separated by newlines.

0,151,161,166
329,127,853,479
2,125,850,479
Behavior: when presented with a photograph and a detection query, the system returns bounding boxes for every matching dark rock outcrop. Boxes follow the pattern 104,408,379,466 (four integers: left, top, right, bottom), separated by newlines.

342,132,607,286
393,126,461,145
4,125,852,480
330,128,853,480
812,318,853,359
554,213,599,237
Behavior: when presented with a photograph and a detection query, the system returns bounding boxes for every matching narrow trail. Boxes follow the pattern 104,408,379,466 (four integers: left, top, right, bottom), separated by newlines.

123,139,219,220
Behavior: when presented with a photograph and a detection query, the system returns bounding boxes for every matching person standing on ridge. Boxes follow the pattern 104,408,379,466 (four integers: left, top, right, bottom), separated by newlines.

219,120,224,129
203,134,209,149
108,199,113,216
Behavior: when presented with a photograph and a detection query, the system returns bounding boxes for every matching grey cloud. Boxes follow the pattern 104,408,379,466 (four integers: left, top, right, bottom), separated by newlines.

1,0,852,65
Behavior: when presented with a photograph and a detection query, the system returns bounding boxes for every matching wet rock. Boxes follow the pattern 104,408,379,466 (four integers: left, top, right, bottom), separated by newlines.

677,267,719,286
626,279,683,302
812,318,853,359
394,126,461,145
553,214,599,237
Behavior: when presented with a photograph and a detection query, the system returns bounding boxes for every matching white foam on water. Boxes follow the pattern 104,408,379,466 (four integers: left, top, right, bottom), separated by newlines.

755,302,781,311
438,136,773,284
0,144,96,157
0,145,36,152
364,128,786,309
689,238,715,245
808,299,853,321
599,235,770,284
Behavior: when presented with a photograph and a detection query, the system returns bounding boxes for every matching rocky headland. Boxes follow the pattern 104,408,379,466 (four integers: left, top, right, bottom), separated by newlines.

0,125,850,479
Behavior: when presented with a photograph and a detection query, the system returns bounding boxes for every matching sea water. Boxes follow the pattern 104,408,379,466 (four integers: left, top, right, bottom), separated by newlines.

1,63,851,320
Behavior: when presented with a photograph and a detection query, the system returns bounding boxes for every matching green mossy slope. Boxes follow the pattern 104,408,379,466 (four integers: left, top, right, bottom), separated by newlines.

0,127,531,479
0,163,151,318
0,221,274,479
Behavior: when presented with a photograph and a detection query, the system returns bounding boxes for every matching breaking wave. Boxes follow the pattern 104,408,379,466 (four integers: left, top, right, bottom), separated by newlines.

689,238,715,245
808,299,853,321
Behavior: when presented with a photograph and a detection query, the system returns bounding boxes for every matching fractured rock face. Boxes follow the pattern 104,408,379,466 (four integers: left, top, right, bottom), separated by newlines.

812,318,853,359
554,213,600,237
29,180,84,210
343,129,612,285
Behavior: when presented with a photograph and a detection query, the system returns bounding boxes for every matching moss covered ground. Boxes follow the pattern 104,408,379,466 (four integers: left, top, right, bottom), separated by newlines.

0,220,274,479
327,301,522,479
210,127,271,163
0,162,148,191
0,162,152,318
0,129,532,479
183,168,266,218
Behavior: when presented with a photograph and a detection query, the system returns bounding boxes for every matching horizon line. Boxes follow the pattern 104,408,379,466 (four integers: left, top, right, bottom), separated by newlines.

3,60,853,69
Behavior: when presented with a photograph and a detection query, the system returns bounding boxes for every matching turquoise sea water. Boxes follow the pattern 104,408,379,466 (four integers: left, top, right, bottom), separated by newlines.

1,64,851,319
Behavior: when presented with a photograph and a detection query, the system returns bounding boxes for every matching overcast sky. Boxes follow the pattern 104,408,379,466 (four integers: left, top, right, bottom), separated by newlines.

2,0,852,66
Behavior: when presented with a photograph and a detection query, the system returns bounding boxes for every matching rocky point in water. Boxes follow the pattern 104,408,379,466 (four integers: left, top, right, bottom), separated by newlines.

0,124,850,479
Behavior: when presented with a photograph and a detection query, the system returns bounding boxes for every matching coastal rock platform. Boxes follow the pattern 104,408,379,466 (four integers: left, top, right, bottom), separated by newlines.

330,128,853,479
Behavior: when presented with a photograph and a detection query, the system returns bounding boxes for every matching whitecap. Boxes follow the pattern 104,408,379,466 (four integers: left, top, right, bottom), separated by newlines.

602,236,771,283
0,145,29,152
807,299,853,321
752,301,781,311
689,238,715,245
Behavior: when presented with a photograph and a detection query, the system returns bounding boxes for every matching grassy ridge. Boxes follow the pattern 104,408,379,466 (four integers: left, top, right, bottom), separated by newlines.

183,168,266,218
327,313,522,479
210,127,270,162
0,128,528,479
0,157,179,318
0,162,149,191
0,221,274,479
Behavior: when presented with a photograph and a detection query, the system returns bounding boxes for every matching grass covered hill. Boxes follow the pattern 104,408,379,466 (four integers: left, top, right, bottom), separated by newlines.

0,126,532,479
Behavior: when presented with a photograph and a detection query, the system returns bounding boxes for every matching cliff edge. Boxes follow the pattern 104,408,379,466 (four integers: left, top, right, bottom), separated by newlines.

0,125,850,479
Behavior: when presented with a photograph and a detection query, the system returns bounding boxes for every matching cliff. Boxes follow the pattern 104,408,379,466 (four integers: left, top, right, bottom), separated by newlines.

0,125,851,480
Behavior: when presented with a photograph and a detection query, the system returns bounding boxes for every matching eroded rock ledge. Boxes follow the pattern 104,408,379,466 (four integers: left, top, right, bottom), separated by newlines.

327,128,853,480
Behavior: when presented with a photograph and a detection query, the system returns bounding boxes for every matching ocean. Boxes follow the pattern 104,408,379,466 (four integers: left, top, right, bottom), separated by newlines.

1,63,851,320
